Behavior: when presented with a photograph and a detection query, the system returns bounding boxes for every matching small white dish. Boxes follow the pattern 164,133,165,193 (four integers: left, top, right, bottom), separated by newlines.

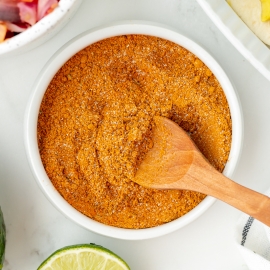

0,0,82,57
24,21,243,240
197,0,270,82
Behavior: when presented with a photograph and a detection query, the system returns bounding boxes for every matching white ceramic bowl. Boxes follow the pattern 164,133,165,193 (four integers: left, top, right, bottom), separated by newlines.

0,0,82,57
24,21,243,240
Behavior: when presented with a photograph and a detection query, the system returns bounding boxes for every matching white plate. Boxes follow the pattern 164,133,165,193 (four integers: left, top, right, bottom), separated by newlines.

197,0,270,82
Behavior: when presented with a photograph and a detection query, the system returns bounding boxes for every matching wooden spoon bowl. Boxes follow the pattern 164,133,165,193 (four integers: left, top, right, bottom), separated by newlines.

134,116,270,226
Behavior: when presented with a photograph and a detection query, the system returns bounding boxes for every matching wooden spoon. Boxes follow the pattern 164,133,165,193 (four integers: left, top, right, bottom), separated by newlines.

134,116,270,226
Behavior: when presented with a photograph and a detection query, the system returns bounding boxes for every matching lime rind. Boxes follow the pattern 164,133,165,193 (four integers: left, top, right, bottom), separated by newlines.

0,207,5,270
38,243,130,270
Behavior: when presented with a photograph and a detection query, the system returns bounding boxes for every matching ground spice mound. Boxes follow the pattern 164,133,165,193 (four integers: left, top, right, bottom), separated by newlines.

37,35,232,229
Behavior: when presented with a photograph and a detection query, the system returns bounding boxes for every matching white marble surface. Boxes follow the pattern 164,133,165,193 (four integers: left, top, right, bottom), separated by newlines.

1,0,270,269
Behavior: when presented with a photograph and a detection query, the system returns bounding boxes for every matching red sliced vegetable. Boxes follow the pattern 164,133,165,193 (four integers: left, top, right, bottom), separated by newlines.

18,1,37,25
37,0,58,21
0,0,59,43
5,21,28,32
0,0,20,22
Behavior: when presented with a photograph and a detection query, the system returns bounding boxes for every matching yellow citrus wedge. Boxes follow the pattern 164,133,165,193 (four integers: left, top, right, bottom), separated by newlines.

261,0,270,21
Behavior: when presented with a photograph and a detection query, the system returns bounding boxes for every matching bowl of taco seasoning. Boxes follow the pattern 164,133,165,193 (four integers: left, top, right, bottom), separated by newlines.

24,21,243,240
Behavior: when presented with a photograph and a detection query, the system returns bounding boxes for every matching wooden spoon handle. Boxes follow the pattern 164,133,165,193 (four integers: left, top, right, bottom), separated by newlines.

206,174,270,226
182,157,270,226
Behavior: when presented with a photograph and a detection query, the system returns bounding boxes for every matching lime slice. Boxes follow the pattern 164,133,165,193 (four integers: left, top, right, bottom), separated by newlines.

37,243,130,270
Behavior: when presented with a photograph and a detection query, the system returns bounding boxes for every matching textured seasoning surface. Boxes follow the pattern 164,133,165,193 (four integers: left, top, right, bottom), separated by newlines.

38,35,232,229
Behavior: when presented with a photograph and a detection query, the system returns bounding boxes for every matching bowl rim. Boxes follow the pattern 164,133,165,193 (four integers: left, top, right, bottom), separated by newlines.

0,0,79,55
24,20,243,240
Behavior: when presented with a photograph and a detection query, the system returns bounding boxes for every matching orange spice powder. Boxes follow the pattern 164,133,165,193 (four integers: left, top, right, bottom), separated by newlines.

37,35,232,229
